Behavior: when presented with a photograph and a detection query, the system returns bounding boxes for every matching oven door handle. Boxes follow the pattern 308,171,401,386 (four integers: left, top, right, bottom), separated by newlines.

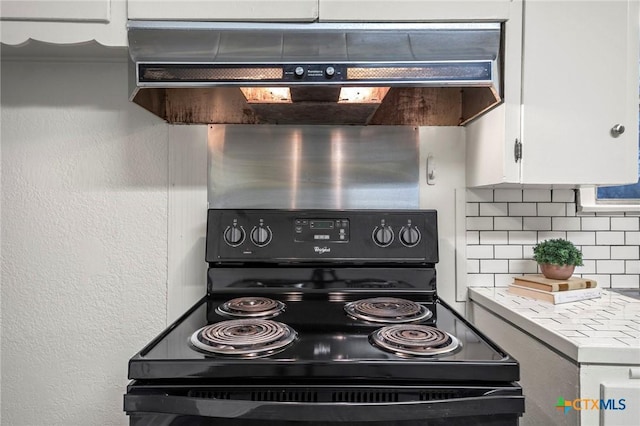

124,394,524,421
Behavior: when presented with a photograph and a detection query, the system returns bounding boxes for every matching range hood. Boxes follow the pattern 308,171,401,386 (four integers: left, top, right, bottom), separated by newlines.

128,21,503,125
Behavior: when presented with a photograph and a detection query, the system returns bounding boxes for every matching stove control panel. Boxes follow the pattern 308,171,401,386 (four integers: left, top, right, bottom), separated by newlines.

207,209,438,264
294,218,350,243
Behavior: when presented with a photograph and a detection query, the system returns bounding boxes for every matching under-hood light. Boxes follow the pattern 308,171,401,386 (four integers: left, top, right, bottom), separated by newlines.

240,87,292,103
338,87,390,104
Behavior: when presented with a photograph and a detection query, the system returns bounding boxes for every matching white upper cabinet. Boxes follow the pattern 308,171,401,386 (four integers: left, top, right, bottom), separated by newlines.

0,0,127,46
126,0,511,22
319,0,513,21
127,0,319,21
519,0,638,185
467,0,639,187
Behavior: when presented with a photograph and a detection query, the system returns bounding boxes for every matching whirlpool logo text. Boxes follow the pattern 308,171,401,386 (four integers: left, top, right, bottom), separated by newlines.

556,397,626,414
314,246,331,254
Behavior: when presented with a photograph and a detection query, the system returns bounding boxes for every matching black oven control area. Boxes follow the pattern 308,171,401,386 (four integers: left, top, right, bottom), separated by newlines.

206,209,438,264
294,218,350,243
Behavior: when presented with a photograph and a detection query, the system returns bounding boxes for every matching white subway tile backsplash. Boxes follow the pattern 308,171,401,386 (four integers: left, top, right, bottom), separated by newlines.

582,246,611,260
479,203,508,217
480,259,509,273
625,232,640,245
611,246,640,260
466,189,493,202
494,216,523,231
509,231,538,245
494,245,524,259
625,260,640,274
467,245,494,259
566,231,596,245
494,189,523,202
523,217,552,231
465,189,640,290
537,203,566,217
467,259,480,274
537,231,566,242
596,231,625,245
495,274,515,287
611,274,640,288
611,217,640,231
480,231,509,245
581,217,610,231
466,274,494,287
522,189,551,202
466,217,493,231
508,203,537,216
508,259,539,274
523,245,535,259
596,260,625,274
552,189,575,202
466,231,480,245
466,203,480,217
551,217,580,231
581,274,611,288
575,260,597,274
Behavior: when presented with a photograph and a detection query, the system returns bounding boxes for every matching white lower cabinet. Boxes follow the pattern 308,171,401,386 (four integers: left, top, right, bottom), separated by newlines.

469,302,579,425
469,302,640,426
580,365,640,426
467,0,639,187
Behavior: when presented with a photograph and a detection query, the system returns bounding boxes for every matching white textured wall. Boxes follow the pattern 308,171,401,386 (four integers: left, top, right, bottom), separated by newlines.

1,60,169,425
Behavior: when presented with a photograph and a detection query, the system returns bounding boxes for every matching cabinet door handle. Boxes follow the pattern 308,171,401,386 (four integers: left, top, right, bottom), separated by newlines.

611,124,626,137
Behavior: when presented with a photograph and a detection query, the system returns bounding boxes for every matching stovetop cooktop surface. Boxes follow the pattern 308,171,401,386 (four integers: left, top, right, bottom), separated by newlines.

129,294,519,382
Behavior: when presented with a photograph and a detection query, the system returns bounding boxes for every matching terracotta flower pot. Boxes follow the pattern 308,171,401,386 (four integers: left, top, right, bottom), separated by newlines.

539,264,575,280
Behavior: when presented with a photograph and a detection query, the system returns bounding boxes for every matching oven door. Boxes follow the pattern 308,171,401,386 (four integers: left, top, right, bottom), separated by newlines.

124,381,524,426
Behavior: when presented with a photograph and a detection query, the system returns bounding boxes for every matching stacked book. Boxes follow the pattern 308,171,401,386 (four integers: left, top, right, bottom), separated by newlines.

507,274,600,304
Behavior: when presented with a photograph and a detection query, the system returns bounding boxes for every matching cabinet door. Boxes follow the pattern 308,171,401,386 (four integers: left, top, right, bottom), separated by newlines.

319,0,513,21
0,0,110,21
520,0,639,185
466,0,523,187
128,0,319,21
0,0,126,46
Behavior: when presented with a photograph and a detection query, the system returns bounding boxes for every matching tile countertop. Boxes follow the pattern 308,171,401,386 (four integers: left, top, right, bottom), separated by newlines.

468,288,640,365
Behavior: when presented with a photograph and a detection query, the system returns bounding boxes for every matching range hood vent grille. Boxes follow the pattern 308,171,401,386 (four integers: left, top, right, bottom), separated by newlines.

127,21,503,125
138,62,493,85
129,21,501,88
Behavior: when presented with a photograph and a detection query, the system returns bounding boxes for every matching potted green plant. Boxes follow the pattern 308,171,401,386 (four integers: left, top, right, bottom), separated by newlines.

533,238,584,280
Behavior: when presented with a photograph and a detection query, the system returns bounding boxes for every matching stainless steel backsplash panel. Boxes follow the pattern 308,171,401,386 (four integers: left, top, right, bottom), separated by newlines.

208,125,419,209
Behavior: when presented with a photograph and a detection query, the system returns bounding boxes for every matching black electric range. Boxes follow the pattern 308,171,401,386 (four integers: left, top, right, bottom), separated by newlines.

124,209,524,425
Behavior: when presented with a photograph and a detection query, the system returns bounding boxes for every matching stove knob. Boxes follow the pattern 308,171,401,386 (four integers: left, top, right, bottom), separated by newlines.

372,225,394,247
224,225,245,247
251,225,272,247
325,66,335,78
294,66,305,78
400,226,421,247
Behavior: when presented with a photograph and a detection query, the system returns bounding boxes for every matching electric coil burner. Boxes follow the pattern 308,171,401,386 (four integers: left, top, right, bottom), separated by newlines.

370,324,460,357
190,319,297,358
344,297,432,324
125,209,524,426
216,296,285,318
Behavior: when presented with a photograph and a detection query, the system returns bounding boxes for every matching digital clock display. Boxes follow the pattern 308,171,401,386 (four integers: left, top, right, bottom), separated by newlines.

294,218,348,243
310,220,334,230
